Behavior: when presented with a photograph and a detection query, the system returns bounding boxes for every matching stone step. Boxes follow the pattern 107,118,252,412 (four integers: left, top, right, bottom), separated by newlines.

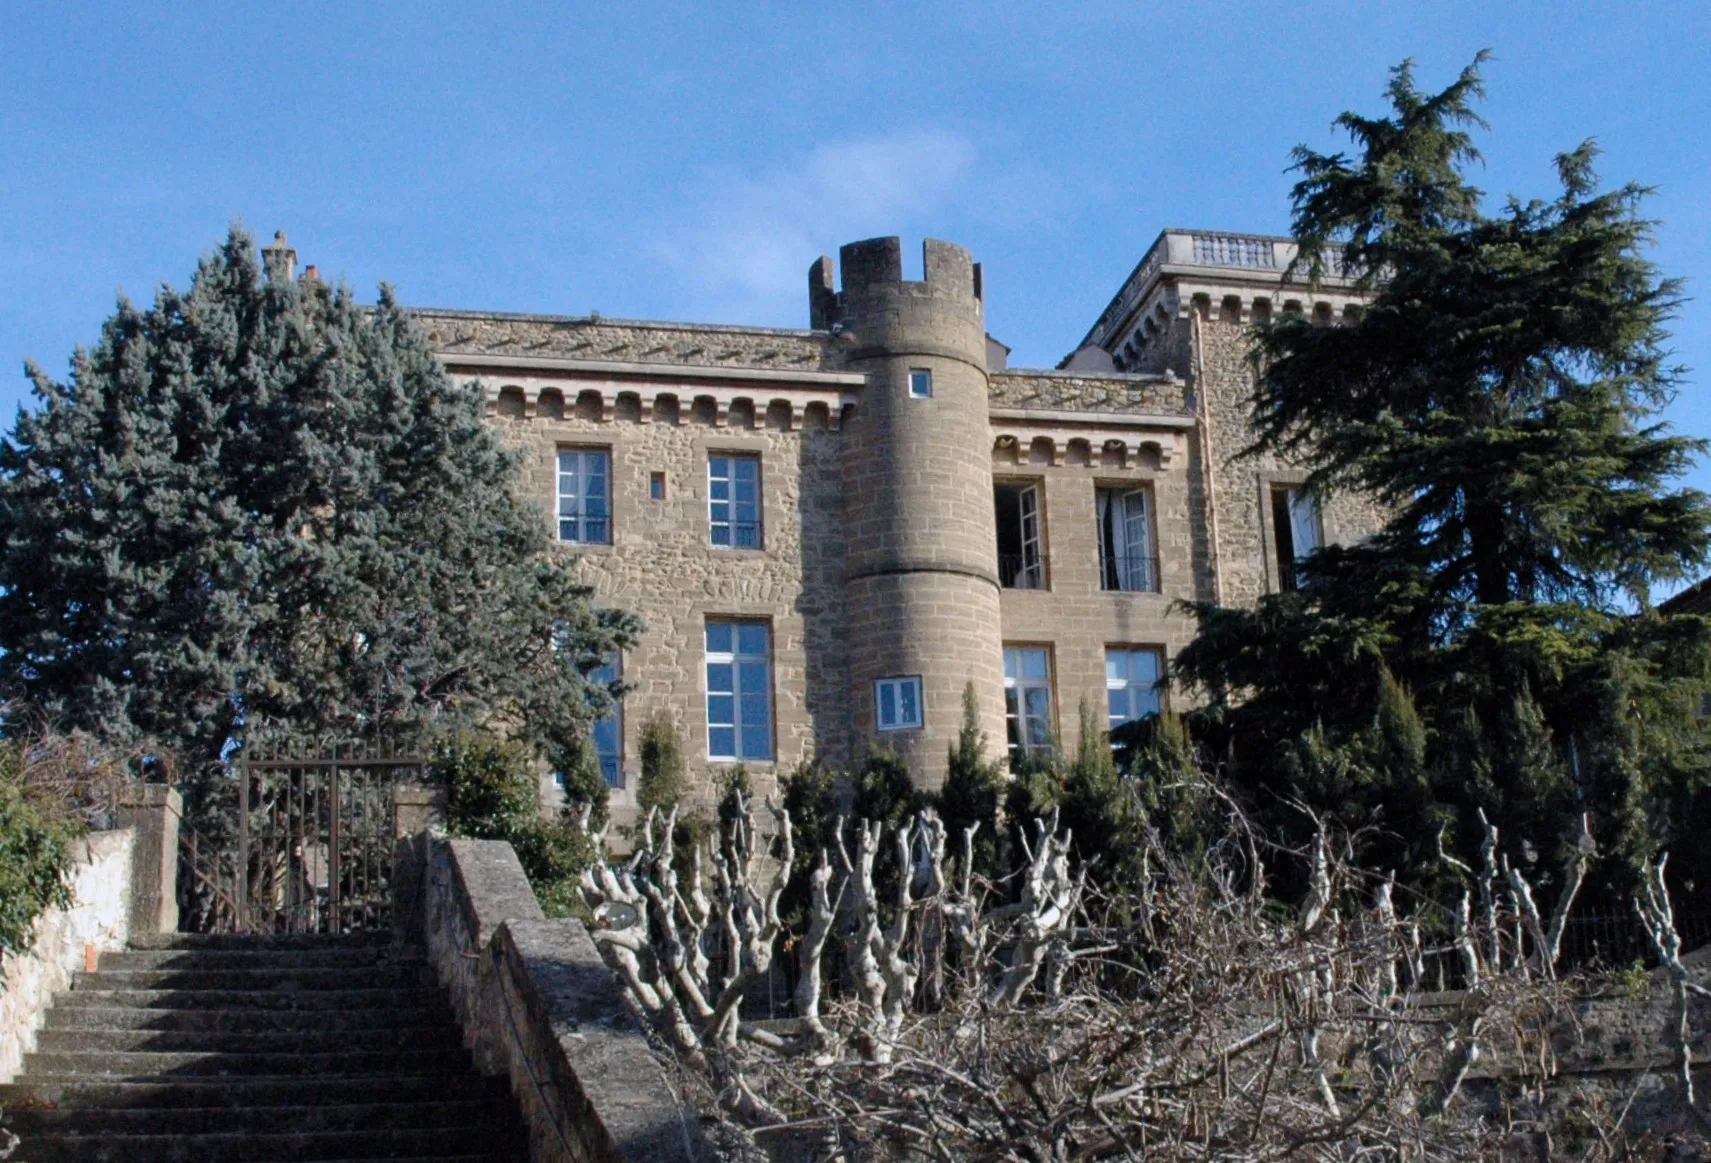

33,1025,461,1055
2,1123,523,1162
0,1074,507,1110
123,932,397,952
53,987,435,1011
97,946,425,971
43,1004,450,1034
2,1098,511,1136
70,965,435,992
20,1048,474,1078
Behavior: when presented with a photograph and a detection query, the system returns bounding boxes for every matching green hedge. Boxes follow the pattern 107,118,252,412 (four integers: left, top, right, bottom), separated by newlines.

0,745,78,961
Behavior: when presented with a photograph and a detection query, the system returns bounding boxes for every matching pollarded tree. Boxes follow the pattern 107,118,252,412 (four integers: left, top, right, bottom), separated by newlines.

1175,56,1711,892
0,228,638,789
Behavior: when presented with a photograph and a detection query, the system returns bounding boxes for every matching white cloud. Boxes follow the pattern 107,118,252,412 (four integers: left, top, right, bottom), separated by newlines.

652,130,976,323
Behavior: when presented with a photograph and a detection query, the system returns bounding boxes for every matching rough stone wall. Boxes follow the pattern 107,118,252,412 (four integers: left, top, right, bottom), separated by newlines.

491,401,846,815
0,829,133,1083
989,371,1188,415
1189,312,1387,608
415,310,840,372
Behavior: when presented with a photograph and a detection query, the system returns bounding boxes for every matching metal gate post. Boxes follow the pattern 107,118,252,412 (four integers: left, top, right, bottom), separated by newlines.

235,750,250,933
328,745,341,933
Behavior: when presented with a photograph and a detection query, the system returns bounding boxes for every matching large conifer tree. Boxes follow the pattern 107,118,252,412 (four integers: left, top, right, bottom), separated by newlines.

0,228,637,778
1174,57,1711,892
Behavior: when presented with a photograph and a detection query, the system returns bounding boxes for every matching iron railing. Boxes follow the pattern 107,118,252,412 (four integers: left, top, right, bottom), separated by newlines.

1100,549,1161,593
998,553,1045,590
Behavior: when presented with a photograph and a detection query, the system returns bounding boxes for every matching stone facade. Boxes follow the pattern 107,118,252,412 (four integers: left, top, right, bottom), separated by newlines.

417,229,1385,810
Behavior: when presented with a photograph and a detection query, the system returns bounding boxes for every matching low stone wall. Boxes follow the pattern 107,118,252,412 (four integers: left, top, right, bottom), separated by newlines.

417,834,708,1162
0,828,134,1083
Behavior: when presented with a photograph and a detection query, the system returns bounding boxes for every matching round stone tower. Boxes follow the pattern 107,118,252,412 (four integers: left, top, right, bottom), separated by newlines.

813,237,1007,789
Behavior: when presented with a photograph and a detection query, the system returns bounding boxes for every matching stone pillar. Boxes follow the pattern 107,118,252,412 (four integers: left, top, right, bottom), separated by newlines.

826,237,1007,789
113,784,180,936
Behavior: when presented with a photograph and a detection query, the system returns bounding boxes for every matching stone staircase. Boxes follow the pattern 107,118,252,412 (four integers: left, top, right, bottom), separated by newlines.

0,932,528,1162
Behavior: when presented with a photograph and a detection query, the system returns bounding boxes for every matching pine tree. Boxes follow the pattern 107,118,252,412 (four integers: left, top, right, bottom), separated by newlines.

0,228,638,794
936,683,1006,880
1174,56,1711,890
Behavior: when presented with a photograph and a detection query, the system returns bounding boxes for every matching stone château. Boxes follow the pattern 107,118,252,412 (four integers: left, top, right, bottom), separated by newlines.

408,232,1384,807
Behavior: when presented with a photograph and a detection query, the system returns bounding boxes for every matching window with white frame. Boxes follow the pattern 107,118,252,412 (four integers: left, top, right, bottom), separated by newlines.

705,620,772,761
708,454,762,549
1106,647,1163,736
994,481,1045,589
1003,645,1053,762
1097,487,1157,592
591,654,623,787
1269,484,1323,591
556,448,611,544
908,368,933,398
875,676,923,731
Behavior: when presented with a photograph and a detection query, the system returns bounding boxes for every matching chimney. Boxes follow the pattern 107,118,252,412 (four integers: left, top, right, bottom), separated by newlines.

303,265,319,282
262,231,297,284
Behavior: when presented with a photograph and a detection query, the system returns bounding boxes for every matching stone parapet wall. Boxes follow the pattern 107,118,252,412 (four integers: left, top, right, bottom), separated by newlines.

989,369,1189,415
419,835,706,1163
0,828,134,1083
416,309,840,372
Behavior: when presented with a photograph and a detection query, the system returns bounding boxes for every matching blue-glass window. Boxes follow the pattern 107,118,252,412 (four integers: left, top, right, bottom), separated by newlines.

909,368,933,398
875,676,923,731
1106,648,1163,733
705,620,772,761
591,655,623,787
557,449,611,544
1003,645,1054,762
708,454,762,549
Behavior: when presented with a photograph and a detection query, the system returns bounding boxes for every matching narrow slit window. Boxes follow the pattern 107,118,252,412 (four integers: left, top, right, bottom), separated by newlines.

650,472,666,501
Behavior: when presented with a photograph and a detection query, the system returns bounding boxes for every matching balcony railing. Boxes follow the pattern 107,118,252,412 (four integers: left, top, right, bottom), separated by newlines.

999,553,1045,590
1100,548,1160,594
1190,232,1278,270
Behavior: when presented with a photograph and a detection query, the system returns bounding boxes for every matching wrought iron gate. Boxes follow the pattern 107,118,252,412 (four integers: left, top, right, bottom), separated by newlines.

178,742,428,935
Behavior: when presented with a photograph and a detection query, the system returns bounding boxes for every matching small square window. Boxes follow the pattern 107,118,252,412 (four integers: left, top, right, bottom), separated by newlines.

909,368,933,398
650,472,666,501
875,676,924,731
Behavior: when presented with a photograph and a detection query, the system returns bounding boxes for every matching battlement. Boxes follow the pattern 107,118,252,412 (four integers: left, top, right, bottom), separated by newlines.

809,237,983,329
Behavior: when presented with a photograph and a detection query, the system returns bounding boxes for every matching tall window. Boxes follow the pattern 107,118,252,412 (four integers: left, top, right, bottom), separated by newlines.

591,655,623,787
1098,487,1157,592
705,620,772,761
1106,648,1163,734
1003,645,1053,762
556,448,611,544
709,454,762,549
1270,485,1322,591
994,482,1044,589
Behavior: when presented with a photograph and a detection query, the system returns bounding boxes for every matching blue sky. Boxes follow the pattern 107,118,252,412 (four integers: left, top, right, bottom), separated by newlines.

5,3,1711,492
